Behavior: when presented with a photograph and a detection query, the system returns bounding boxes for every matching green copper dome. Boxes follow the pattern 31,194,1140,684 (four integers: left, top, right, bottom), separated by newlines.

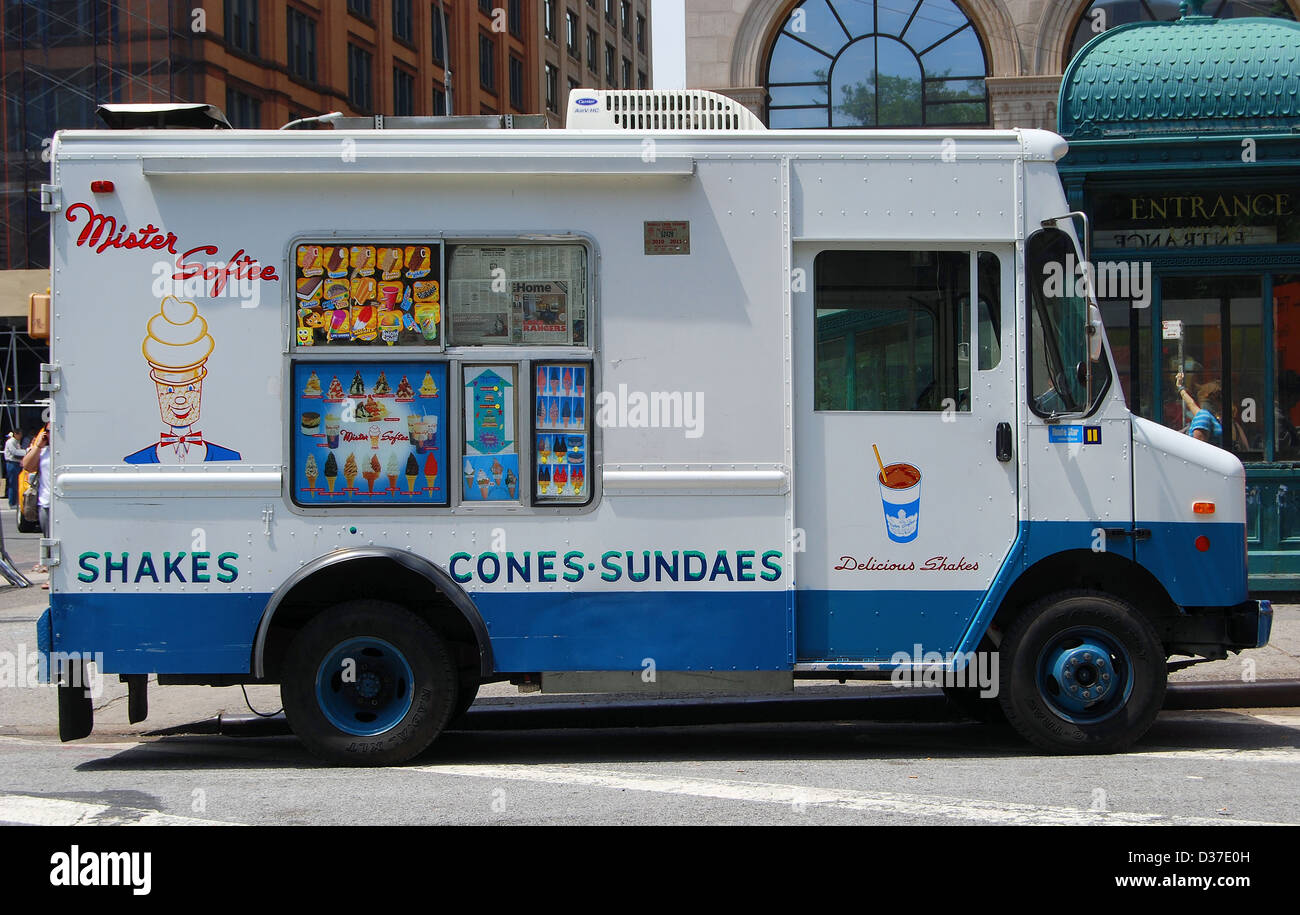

1059,12,1300,138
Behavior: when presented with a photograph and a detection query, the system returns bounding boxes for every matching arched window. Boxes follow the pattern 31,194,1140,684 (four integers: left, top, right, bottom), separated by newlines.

765,0,989,129
1069,1,1296,61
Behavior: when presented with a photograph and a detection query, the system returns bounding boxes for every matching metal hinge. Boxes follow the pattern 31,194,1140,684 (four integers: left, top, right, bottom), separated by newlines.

40,184,61,213
39,362,61,393
40,539,61,568
262,504,274,535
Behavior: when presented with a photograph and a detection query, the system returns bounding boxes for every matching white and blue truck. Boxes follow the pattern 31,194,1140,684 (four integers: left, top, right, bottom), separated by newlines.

36,90,1270,763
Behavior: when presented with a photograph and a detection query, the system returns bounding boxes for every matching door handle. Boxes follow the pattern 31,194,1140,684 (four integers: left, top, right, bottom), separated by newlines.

996,422,1013,462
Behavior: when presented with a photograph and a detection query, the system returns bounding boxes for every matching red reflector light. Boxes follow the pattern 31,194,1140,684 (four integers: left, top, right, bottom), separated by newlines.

1195,535,1211,552
1193,501,1215,515
90,180,114,193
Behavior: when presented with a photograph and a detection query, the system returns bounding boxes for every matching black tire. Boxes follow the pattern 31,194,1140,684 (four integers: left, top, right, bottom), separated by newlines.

942,684,1007,725
998,590,1166,754
447,679,480,728
281,600,457,766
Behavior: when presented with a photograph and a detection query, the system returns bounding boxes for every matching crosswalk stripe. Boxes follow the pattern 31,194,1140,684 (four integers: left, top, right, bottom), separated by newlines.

0,794,239,826
416,764,1295,826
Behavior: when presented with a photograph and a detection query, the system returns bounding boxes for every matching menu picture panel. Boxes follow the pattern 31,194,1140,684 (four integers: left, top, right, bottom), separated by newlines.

532,361,591,504
293,361,448,506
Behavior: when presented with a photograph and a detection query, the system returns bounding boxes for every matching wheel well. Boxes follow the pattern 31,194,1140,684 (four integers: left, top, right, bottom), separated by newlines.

259,557,484,684
989,550,1180,649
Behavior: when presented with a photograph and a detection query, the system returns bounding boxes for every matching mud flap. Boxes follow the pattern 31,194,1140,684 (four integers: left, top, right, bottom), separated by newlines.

57,657,93,742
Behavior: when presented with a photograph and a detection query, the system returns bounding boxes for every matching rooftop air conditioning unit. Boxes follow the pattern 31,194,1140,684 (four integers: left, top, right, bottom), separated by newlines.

565,89,765,132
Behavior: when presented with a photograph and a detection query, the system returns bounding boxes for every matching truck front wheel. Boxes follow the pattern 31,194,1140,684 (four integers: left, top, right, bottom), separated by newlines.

281,600,457,766
998,591,1166,754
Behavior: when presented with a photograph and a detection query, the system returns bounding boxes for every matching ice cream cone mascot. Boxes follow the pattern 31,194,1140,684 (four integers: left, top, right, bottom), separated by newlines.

124,296,242,464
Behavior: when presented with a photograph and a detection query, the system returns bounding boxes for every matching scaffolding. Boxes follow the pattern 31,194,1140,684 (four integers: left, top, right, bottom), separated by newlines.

2,1,198,270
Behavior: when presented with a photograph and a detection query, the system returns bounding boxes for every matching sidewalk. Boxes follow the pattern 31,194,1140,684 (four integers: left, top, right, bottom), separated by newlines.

1,508,1297,738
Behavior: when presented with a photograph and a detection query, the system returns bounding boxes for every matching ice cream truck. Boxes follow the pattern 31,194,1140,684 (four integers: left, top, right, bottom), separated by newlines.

37,92,1270,764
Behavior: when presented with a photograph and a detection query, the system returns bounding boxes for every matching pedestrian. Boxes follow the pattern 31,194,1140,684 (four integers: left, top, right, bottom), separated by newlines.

3,430,22,507
1175,372,1248,450
21,423,51,589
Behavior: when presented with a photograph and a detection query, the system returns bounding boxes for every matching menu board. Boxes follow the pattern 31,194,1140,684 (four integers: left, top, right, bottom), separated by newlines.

446,244,587,346
461,365,521,502
293,361,448,506
533,362,590,504
294,242,441,347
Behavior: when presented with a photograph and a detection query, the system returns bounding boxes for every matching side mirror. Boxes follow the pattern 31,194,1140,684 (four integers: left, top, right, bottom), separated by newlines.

1088,302,1104,362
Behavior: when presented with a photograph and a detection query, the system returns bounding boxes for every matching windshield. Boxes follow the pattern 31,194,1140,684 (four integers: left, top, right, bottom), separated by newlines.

1026,228,1111,417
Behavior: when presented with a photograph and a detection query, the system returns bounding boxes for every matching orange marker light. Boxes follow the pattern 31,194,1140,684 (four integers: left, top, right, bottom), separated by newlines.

1192,501,1215,515
1195,535,1211,552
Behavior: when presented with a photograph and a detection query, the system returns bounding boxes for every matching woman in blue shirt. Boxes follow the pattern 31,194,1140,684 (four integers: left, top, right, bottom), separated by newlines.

1174,373,1245,448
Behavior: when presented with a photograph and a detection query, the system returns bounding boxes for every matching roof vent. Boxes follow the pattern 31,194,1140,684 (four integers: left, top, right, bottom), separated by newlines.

96,103,231,129
566,89,765,131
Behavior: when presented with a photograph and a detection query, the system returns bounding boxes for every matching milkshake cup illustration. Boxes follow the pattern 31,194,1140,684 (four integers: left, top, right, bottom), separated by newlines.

325,414,340,449
369,424,381,450
874,445,921,544
406,413,420,449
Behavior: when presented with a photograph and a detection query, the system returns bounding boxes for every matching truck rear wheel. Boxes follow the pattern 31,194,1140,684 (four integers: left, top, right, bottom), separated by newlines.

281,600,457,766
998,591,1166,754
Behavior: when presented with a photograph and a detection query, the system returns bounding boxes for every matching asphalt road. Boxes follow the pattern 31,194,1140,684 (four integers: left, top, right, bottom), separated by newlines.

1,707,1299,825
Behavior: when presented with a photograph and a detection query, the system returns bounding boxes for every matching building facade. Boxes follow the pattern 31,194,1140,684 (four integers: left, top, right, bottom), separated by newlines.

1058,4,1300,588
538,0,652,124
685,0,1298,130
2,0,653,274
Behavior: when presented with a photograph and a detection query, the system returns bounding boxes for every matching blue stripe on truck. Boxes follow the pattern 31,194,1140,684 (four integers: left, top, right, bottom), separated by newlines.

47,589,791,675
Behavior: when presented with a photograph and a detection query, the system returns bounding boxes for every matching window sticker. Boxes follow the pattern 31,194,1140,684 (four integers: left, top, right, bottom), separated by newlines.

294,243,440,347
462,364,521,502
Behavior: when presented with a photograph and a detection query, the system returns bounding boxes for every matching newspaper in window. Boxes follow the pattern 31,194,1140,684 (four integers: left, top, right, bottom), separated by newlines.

447,244,586,345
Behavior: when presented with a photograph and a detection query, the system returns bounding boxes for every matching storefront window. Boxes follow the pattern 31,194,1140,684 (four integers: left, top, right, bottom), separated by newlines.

1159,275,1263,458
1274,275,1300,459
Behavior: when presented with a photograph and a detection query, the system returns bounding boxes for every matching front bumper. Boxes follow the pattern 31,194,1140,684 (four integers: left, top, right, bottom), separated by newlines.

1168,599,1271,657
1230,599,1273,650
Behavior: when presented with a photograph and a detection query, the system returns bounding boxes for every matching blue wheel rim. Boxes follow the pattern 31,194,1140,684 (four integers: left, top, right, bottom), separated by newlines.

1034,626,1133,725
315,637,415,737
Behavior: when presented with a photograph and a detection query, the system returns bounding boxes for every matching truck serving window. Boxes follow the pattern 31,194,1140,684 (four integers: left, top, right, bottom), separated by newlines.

293,243,441,347
445,244,588,346
1026,228,1112,417
814,250,972,412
